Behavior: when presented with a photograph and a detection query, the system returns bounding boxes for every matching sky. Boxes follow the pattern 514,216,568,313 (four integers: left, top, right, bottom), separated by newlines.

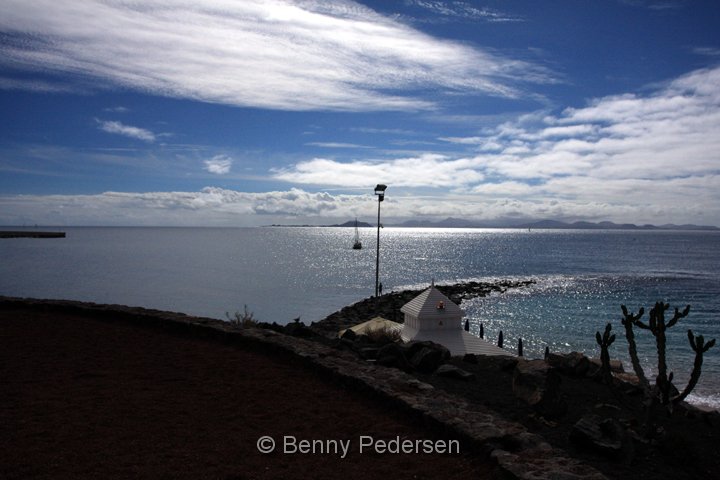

1,0,719,227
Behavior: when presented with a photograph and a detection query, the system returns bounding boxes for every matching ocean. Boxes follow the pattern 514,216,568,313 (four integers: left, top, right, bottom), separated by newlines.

1,226,719,408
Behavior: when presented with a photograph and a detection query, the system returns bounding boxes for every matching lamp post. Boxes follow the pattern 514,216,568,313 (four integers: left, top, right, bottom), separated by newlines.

374,184,387,297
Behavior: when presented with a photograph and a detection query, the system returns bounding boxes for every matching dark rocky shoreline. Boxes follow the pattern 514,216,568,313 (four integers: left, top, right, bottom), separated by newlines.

310,279,535,337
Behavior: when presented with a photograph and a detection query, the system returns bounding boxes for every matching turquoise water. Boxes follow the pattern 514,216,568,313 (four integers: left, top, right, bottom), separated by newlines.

1,226,719,407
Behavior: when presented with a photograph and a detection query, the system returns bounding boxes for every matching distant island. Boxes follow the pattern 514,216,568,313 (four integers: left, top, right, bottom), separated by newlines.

269,218,718,231
270,220,373,228
394,218,719,231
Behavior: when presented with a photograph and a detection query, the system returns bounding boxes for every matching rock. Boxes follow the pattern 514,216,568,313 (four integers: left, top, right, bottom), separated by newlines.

376,343,412,371
435,364,476,380
488,355,520,372
283,321,320,338
589,357,624,373
404,378,435,391
492,449,608,480
404,341,450,373
512,359,567,419
570,414,634,462
462,353,478,364
409,347,444,373
256,321,285,333
358,347,380,360
404,340,450,359
546,351,591,377
340,328,357,340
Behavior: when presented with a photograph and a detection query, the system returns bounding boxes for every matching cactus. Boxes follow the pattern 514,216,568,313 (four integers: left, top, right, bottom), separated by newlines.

673,330,716,404
618,302,715,411
595,323,616,384
620,305,649,389
638,302,690,405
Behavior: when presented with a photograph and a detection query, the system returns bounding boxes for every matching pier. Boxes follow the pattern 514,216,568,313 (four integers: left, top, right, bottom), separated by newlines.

0,231,66,238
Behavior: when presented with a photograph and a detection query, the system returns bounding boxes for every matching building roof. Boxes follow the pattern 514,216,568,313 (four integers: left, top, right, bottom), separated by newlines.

400,285,464,319
401,328,515,357
338,317,402,337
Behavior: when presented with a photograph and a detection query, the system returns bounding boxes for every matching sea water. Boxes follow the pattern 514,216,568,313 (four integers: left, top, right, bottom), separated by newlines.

1,226,718,408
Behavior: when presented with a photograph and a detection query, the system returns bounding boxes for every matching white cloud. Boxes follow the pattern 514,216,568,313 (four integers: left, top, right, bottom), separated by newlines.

0,188,378,226
104,106,129,113
305,142,374,149
97,120,156,142
438,136,485,145
269,66,720,225
0,76,78,93
1,179,718,227
204,155,233,175
0,0,553,112
692,47,720,58
473,67,720,182
272,153,484,188
404,0,523,23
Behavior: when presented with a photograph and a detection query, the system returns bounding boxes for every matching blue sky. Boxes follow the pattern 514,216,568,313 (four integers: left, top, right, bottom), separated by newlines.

1,0,719,226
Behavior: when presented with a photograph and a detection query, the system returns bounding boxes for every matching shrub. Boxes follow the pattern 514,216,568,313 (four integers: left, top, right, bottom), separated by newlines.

366,325,402,345
226,304,258,328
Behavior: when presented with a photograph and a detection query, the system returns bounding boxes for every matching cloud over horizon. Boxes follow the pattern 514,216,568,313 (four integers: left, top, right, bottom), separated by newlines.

270,66,720,225
1,66,718,227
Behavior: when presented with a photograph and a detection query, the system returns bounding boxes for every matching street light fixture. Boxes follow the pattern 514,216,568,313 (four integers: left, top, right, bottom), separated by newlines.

374,184,387,297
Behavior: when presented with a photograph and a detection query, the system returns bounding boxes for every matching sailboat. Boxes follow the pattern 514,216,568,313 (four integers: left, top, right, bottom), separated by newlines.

352,218,362,250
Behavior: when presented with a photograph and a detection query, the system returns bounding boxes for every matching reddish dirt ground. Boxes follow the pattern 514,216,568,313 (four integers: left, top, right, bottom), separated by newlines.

0,308,492,480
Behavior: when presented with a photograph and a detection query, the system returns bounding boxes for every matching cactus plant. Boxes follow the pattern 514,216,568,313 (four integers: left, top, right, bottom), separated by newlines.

637,303,690,405
618,302,715,411
620,305,649,389
595,323,616,384
673,330,716,404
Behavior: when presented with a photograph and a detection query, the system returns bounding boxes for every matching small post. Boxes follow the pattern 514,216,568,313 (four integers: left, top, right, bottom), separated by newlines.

518,338,524,356
479,322,484,339
498,330,504,348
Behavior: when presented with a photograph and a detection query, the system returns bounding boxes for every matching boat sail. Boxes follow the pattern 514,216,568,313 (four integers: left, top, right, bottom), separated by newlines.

352,218,362,250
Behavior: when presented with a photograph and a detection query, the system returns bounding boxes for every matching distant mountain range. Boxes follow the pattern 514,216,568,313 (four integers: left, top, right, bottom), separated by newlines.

270,218,718,230
392,218,719,231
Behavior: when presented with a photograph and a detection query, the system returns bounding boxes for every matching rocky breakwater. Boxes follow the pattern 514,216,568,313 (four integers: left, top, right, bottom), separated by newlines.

311,279,535,338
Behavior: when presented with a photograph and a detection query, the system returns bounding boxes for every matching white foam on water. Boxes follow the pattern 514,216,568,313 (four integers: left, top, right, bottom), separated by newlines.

686,392,720,411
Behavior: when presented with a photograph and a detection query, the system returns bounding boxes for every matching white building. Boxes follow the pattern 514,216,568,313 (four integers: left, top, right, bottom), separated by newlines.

400,283,514,357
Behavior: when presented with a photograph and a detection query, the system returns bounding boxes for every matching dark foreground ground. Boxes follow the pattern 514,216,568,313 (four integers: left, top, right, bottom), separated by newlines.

3,299,719,480
314,286,720,480
0,307,492,480
414,356,720,480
